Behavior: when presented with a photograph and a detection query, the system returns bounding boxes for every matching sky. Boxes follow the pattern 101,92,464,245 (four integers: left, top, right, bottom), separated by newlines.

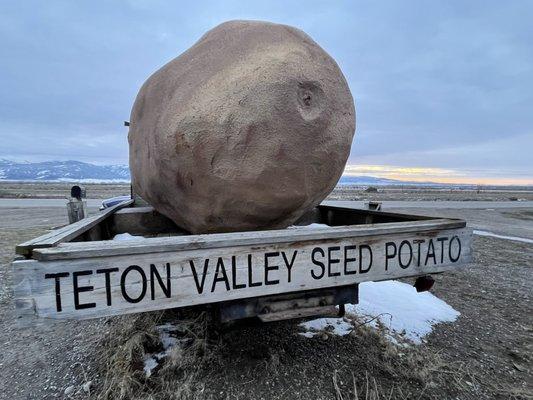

1,1,532,185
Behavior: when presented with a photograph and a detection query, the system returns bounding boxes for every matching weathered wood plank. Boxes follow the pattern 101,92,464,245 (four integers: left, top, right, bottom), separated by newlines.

16,200,134,256
66,199,87,224
107,203,434,237
107,204,434,235
317,204,430,226
13,227,472,321
319,204,429,219
31,218,465,261
111,206,183,236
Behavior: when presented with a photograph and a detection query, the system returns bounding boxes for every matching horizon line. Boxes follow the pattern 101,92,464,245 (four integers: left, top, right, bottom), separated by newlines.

1,158,531,187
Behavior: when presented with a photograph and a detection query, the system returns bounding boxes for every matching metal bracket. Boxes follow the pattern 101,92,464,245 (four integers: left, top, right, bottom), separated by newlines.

219,284,358,323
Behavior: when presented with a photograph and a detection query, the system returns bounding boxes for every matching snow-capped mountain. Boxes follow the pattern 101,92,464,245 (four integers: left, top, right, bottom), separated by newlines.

0,159,130,182
0,159,461,186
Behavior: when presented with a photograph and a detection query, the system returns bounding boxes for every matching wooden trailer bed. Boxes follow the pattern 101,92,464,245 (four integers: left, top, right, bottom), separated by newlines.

12,202,472,323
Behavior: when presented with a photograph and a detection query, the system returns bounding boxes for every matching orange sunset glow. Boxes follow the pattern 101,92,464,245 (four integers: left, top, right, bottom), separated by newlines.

344,165,533,186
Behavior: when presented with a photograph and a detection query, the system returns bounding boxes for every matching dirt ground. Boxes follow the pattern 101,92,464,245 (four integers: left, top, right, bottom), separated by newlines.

1,182,532,202
328,185,533,202
0,187,531,399
0,182,131,199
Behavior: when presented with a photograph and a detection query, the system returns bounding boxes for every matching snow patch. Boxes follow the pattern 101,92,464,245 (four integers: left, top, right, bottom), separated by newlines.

55,178,130,183
299,317,353,338
143,356,159,378
349,281,460,344
473,230,533,244
143,323,190,378
299,280,460,344
112,233,145,241
157,323,180,349
289,223,331,229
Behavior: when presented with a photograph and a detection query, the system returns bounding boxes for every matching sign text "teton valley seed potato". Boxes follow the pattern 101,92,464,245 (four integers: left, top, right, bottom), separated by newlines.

42,234,463,314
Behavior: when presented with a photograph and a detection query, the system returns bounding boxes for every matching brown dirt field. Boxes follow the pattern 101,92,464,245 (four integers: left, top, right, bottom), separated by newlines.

328,185,533,202
1,182,533,202
0,182,130,199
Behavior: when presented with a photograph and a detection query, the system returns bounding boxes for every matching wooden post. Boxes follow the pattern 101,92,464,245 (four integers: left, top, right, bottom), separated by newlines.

364,201,382,224
67,185,87,224
67,198,86,224
363,201,382,211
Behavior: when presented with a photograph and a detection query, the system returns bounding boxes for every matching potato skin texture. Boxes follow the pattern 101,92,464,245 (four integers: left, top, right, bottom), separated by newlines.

129,20,355,233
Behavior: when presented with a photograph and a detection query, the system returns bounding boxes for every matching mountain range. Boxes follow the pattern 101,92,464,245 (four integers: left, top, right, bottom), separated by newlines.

0,159,447,186
0,159,131,182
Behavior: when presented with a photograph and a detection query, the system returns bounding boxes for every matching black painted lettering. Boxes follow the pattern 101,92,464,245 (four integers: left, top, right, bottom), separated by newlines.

449,236,462,262
413,239,425,266
211,257,230,292
398,240,413,269
73,270,96,310
281,250,298,283
96,268,119,306
425,239,437,266
437,237,449,263
150,263,171,300
248,254,262,287
311,247,325,279
44,272,69,312
344,245,357,275
231,256,246,289
359,245,372,273
327,246,341,277
385,242,397,270
190,259,209,294
121,265,147,303
264,252,280,285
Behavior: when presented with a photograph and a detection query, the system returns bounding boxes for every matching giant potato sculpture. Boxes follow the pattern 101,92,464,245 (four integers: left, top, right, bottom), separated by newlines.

129,20,355,233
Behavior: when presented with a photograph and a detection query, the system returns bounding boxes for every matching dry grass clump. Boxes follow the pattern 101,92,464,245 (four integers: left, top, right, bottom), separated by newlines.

333,370,398,400
93,310,481,400
329,314,479,400
95,310,212,400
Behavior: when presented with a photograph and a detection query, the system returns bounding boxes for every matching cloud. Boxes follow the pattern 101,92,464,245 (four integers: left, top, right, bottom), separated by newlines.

0,121,129,164
344,163,533,185
350,132,533,180
0,1,532,183
345,165,456,177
